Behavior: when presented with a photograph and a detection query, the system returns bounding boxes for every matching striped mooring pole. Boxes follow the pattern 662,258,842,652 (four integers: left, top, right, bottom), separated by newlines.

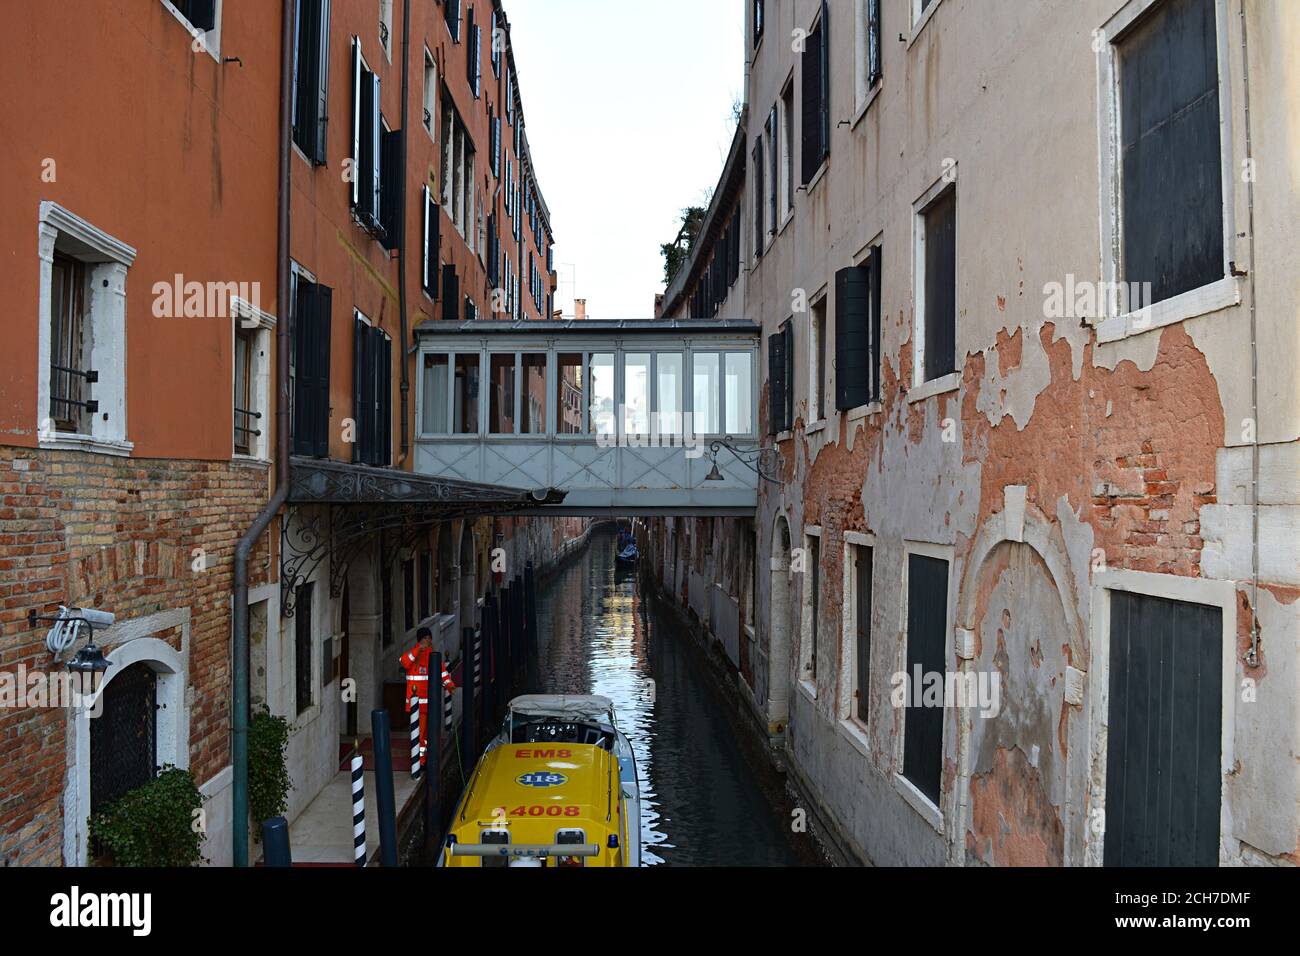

409,702,422,779
350,752,366,867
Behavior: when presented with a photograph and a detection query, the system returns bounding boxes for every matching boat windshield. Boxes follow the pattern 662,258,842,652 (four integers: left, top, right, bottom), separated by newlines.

507,715,615,750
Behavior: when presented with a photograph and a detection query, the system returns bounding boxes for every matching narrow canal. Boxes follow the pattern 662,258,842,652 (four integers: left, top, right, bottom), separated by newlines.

531,525,812,866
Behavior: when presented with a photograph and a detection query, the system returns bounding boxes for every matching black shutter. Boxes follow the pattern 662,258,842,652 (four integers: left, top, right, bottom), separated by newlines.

443,266,460,321
423,190,441,299
855,547,873,724
902,554,948,806
378,330,392,465
314,0,331,163
783,320,795,430
835,265,871,410
354,60,381,229
768,330,786,435
923,189,957,381
800,16,822,184
1103,591,1222,866
379,128,403,249
446,0,461,42
352,317,366,463
819,0,830,164
869,245,883,402
293,0,319,157
294,282,332,457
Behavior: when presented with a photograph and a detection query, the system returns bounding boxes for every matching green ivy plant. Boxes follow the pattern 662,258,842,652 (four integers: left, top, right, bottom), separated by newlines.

88,766,204,867
249,707,292,839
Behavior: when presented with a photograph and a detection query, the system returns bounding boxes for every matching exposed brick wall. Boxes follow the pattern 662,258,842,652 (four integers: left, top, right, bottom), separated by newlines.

0,446,272,865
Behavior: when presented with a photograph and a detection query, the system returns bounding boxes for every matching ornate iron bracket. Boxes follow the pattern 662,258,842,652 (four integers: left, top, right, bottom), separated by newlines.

707,437,784,484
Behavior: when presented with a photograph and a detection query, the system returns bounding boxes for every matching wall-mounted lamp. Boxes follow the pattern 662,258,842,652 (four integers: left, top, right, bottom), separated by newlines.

29,606,115,674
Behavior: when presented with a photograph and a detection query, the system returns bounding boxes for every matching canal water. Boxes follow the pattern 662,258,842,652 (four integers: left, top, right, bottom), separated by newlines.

531,526,810,866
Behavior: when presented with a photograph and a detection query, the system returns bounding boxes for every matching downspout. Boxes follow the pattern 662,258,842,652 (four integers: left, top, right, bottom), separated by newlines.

1238,1,1260,666
398,0,411,462
231,0,295,867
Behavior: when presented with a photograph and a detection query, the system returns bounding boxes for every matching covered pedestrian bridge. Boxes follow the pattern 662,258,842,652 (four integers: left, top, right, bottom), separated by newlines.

411,319,763,515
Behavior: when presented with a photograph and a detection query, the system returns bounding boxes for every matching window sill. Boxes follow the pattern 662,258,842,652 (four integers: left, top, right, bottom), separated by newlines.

1094,275,1240,344
894,773,944,833
232,453,272,469
775,429,793,444
850,84,882,131
805,419,827,435
40,434,133,458
907,371,960,403
907,0,944,51
778,210,794,236
805,162,829,194
797,678,817,702
837,717,873,761
845,401,882,424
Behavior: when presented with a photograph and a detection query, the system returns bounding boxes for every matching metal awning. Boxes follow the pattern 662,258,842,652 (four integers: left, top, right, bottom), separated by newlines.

280,457,565,616
288,456,564,507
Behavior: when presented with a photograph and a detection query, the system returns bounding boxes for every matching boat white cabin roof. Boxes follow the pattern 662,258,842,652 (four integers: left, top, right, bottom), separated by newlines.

509,694,616,724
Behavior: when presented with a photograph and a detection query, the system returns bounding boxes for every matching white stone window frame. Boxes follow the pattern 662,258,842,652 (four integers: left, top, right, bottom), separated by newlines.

778,71,796,227
159,0,223,62
838,530,878,758
852,0,884,127
806,287,829,432
1093,0,1240,344
797,525,823,699
423,47,438,140
892,539,956,835
909,169,960,402
232,296,275,464
1083,568,1237,867
63,608,191,865
37,202,136,458
846,233,886,423
380,0,394,62
908,0,943,48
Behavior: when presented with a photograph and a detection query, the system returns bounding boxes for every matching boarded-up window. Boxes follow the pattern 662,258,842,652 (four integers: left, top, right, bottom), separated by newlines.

1118,0,1223,304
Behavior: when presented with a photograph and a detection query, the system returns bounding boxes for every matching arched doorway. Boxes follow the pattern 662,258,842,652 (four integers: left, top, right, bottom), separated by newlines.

768,514,793,728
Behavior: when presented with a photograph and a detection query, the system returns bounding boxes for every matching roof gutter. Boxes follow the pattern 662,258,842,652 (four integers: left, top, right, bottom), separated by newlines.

231,0,295,867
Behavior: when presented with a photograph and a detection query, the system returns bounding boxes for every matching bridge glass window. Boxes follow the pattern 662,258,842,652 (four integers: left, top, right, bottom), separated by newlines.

521,353,547,434
656,352,683,435
623,353,651,436
556,353,583,434
692,352,720,435
489,353,516,433
454,353,480,434
725,352,753,435
421,353,450,434
588,352,615,436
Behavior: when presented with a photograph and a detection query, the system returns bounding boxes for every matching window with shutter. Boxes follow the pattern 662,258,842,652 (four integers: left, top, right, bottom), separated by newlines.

292,280,332,457
800,15,823,185
903,552,949,807
446,0,461,42
768,329,786,435
351,41,384,235
834,264,871,411
379,128,403,250
442,266,460,321
782,319,795,431
421,187,440,299
867,0,883,88
869,245,882,402
921,187,956,382
292,0,330,164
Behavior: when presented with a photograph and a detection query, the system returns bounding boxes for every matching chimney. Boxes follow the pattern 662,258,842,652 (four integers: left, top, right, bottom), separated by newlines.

574,298,586,321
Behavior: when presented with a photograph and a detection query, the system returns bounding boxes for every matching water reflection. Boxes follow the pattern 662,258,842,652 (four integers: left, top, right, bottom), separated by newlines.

533,527,801,866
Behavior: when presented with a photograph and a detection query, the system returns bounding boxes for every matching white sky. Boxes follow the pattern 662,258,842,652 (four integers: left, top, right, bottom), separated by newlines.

505,0,746,320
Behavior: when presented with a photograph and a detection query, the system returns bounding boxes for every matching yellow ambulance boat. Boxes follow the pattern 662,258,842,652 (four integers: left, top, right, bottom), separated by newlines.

439,694,642,867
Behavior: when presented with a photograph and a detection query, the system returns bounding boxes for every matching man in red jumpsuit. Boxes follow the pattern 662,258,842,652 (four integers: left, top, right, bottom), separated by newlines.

400,627,434,758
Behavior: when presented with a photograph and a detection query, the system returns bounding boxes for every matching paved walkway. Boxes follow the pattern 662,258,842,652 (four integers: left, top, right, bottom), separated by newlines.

288,765,420,865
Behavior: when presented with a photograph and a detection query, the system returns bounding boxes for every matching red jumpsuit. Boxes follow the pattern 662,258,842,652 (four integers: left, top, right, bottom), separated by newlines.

400,643,432,755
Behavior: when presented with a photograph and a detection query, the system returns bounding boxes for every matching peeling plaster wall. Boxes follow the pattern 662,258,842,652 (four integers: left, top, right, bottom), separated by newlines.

645,0,1299,865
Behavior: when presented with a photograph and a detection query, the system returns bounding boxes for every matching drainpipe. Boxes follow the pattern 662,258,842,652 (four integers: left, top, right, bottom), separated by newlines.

1238,1,1261,666
231,0,295,867
398,0,411,462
